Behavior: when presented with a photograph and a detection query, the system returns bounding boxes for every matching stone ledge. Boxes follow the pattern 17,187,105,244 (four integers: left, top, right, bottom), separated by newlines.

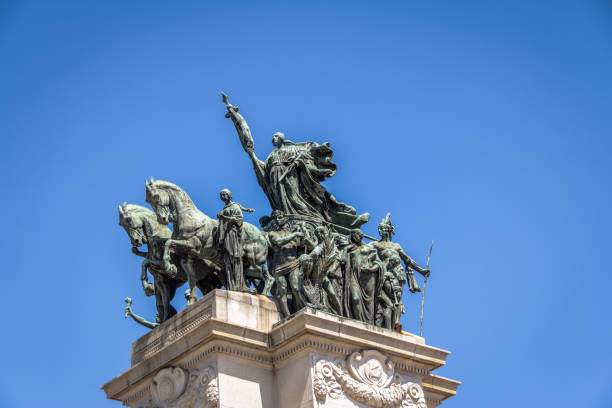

102,290,460,407
270,308,450,371
422,374,462,402
130,289,280,365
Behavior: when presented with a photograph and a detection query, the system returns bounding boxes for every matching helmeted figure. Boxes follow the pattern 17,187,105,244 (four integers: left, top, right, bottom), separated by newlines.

222,93,370,232
376,250,406,329
370,213,430,294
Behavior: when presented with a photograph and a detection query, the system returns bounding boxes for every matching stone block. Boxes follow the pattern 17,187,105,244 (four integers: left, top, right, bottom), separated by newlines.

102,291,460,408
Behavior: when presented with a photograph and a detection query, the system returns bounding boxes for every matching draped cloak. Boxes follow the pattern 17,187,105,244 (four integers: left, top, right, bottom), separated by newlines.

249,141,369,230
218,201,246,291
343,244,385,324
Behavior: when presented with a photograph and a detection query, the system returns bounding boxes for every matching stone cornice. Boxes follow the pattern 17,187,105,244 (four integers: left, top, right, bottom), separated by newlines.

102,292,459,405
269,309,450,371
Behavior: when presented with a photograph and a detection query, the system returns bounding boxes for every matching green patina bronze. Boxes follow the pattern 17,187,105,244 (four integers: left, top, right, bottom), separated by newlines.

119,94,432,333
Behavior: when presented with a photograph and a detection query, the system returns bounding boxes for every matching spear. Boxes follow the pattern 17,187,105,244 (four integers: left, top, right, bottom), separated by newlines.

419,241,434,337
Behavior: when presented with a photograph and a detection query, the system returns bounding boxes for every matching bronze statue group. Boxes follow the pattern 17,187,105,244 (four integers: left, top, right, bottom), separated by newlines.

120,94,430,332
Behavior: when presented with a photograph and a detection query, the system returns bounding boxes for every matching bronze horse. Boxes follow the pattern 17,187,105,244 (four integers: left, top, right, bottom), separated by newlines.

145,179,273,305
118,203,221,322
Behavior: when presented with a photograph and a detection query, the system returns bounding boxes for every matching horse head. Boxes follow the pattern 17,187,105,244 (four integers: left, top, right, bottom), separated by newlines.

145,177,176,225
118,202,165,247
145,177,201,228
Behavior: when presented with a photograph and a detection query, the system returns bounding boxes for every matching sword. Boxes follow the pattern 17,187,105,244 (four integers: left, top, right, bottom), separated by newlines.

419,241,434,337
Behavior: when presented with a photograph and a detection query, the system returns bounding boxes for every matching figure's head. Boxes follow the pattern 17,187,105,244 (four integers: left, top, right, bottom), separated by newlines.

145,177,173,225
219,188,232,203
314,226,327,241
272,132,285,147
378,213,395,240
259,215,271,230
271,210,287,228
334,234,350,248
350,229,364,245
118,202,156,247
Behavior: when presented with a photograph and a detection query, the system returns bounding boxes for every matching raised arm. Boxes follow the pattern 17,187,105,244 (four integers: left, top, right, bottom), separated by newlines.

221,93,268,188
222,93,260,160
269,231,304,247
124,300,159,329
398,248,430,277
132,246,147,258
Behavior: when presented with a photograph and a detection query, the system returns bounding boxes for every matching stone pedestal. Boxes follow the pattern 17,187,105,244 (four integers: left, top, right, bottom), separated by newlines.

102,289,460,408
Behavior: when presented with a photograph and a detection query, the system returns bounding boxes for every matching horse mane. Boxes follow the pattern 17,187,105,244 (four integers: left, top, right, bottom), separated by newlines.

151,180,196,207
123,203,153,216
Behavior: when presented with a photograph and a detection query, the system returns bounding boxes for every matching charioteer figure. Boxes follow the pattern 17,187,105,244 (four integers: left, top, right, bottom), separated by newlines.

217,188,255,293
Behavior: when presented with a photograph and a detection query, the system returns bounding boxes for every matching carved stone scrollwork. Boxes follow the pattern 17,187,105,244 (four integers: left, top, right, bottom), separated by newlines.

314,351,427,408
151,368,188,406
149,366,218,408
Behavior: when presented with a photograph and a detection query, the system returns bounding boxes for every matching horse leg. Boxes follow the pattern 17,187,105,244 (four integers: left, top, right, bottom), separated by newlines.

275,275,291,317
153,274,164,323
141,260,155,296
166,279,178,318
260,264,274,296
163,239,195,275
180,256,199,306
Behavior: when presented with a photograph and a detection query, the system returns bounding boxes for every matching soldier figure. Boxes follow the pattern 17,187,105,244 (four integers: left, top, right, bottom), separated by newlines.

371,213,430,294
376,250,406,329
267,211,308,317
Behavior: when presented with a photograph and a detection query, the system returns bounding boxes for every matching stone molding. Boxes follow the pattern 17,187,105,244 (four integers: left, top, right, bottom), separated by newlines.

174,336,430,378
314,350,427,408
183,342,273,369
124,386,152,406
132,306,213,364
103,292,460,407
272,337,430,377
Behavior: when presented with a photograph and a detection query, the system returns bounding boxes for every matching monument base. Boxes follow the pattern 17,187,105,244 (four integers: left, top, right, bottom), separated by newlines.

102,290,460,408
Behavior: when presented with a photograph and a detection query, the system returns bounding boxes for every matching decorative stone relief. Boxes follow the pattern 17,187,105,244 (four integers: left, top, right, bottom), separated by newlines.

146,366,218,408
151,368,188,405
348,350,395,388
314,351,427,408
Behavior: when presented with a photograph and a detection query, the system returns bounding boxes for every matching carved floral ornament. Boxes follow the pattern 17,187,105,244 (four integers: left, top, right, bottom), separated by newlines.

143,366,218,408
314,350,427,408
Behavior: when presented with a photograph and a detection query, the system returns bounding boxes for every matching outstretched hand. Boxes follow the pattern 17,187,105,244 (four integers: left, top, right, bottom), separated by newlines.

423,268,431,278
124,297,133,318
143,282,155,296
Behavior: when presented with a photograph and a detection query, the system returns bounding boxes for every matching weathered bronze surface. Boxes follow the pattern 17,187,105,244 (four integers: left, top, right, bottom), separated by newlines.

118,94,432,331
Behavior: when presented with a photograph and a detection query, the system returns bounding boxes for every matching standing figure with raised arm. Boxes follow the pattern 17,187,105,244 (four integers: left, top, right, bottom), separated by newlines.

370,213,430,294
217,188,254,293
222,92,369,231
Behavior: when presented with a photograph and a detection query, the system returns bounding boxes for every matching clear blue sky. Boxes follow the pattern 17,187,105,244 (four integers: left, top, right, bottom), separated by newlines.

1,1,611,406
